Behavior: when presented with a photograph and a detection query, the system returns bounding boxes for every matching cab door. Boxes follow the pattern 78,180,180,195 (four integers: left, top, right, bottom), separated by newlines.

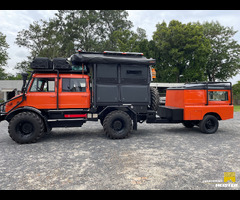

26,76,57,109
58,75,90,109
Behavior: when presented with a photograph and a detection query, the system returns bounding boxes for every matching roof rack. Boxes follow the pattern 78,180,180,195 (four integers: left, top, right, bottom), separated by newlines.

103,51,144,56
73,51,155,65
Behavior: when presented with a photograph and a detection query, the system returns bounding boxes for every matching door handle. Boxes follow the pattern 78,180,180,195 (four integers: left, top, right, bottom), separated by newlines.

50,95,56,97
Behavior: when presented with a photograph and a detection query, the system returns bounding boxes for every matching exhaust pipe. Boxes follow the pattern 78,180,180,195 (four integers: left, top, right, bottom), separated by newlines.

21,73,28,93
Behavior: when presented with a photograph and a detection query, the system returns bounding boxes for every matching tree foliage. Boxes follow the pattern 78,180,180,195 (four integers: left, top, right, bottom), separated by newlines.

15,10,132,58
152,20,211,82
15,10,133,72
14,12,240,83
0,32,9,79
201,21,240,82
233,81,240,102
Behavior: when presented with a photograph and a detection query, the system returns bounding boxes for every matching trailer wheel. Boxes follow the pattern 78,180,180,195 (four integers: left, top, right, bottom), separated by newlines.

103,110,132,139
8,111,44,144
199,115,219,134
182,121,195,128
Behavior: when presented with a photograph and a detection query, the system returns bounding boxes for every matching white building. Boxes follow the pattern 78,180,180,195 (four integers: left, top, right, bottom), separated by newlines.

0,80,23,102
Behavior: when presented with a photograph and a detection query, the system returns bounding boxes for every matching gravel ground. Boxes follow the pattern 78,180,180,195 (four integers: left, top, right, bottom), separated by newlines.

0,112,240,190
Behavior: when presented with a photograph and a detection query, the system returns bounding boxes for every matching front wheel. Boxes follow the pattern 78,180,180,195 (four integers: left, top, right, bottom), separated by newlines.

199,115,219,134
8,112,45,144
103,110,132,139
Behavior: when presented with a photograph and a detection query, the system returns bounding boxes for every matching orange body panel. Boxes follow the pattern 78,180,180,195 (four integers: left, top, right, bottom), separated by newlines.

5,73,91,112
165,89,233,121
58,74,90,109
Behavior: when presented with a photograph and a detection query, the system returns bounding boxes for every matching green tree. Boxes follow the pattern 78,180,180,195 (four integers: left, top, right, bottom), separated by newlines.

0,32,9,79
15,10,133,72
233,81,240,104
111,27,147,52
233,81,240,96
201,21,240,82
15,20,48,58
152,20,211,83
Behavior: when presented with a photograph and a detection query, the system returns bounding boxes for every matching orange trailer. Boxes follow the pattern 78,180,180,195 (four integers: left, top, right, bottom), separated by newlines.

154,82,233,134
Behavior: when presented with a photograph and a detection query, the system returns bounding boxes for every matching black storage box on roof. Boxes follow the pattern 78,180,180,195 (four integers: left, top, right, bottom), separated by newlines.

31,57,53,69
53,58,71,70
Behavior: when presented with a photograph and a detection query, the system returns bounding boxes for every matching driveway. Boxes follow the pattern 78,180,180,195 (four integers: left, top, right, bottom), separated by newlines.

0,112,240,189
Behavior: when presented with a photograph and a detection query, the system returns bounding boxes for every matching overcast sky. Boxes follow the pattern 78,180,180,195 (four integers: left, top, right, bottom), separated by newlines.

1,10,240,84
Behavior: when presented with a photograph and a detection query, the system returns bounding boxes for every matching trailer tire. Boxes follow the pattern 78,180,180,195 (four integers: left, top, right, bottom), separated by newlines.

199,115,219,134
182,121,195,128
103,110,132,139
150,87,160,111
8,111,44,144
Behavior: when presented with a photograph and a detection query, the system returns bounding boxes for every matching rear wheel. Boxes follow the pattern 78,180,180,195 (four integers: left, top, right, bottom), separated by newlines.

199,115,219,134
103,110,132,139
8,112,45,144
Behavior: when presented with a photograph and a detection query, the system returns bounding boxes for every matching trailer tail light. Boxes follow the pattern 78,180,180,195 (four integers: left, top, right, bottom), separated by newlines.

64,114,87,118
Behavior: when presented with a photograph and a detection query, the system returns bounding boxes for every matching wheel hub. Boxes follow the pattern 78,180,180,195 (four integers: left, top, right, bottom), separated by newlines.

21,122,33,135
206,119,214,130
112,120,123,131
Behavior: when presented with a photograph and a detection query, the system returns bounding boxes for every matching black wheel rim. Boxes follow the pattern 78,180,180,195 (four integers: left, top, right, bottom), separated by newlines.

205,119,215,130
112,119,124,132
16,121,34,136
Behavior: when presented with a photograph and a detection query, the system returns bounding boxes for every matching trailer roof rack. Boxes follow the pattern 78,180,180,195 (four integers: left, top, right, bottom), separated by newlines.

168,81,232,90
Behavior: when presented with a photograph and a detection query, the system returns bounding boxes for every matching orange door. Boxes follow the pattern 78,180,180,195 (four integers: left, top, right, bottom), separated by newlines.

58,75,91,109
26,76,57,109
26,92,57,109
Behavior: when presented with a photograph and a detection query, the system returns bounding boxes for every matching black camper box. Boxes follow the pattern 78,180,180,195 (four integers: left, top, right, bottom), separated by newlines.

71,51,156,108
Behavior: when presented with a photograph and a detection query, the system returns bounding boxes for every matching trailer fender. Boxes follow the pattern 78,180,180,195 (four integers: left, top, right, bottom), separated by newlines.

203,112,222,120
5,106,51,132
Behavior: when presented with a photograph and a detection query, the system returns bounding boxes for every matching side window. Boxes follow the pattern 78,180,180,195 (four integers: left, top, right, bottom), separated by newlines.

120,65,148,84
62,78,86,92
208,91,228,101
30,78,55,92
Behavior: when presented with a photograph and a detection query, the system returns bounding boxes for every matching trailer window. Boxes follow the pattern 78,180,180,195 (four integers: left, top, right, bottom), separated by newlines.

30,78,55,92
208,91,228,101
62,78,86,92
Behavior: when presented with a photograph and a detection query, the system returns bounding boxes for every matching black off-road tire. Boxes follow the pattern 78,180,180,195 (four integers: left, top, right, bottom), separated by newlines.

103,110,132,139
199,115,219,134
99,117,104,126
150,87,160,111
182,121,195,128
8,111,45,144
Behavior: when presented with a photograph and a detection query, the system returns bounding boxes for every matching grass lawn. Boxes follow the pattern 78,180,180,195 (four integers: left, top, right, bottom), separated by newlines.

234,105,240,112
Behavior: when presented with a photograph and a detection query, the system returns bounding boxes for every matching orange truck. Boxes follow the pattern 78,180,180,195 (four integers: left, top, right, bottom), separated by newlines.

0,51,234,144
